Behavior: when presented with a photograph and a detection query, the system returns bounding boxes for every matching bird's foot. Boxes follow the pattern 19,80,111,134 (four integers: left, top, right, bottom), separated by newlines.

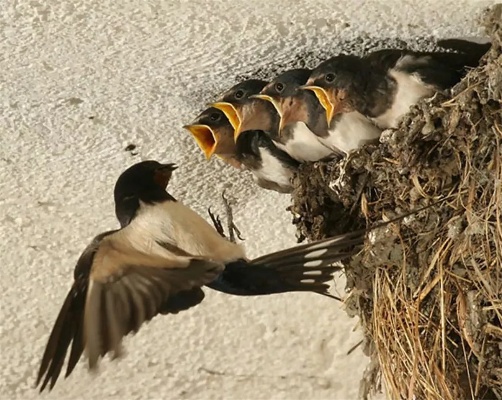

221,189,245,243
208,207,225,238
208,189,245,243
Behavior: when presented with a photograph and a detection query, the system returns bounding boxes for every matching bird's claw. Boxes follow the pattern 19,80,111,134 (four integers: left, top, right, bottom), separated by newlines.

221,189,245,243
208,190,244,243
208,207,226,238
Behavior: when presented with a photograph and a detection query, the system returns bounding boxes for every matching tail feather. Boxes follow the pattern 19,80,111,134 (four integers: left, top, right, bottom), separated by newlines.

250,230,365,269
208,200,447,297
435,38,491,71
206,261,340,296
206,231,366,296
437,38,491,60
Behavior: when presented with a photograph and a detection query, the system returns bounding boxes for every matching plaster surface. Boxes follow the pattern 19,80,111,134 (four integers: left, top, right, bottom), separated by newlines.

0,1,496,398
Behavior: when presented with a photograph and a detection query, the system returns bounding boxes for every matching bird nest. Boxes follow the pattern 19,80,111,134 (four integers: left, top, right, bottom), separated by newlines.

290,5,502,400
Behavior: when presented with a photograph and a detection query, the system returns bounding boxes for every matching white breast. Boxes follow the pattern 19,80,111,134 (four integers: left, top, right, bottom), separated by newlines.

279,122,333,162
255,147,295,188
128,200,246,263
373,66,434,129
318,111,382,154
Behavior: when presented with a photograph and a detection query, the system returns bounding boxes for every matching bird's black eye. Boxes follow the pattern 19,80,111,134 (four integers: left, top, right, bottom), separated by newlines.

235,90,244,99
209,112,220,121
325,73,335,83
275,82,285,92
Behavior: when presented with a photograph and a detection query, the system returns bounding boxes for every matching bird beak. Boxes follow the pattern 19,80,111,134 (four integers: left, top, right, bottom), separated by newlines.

209,102,241,132
209,102,244,142
300,85,335,125
249,94,283,117
183,124,218,159
154,163,178,188
249,94,285,136
159,163,178,171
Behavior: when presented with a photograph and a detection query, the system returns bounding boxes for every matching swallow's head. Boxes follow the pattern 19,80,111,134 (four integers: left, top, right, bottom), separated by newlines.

209,79,269,137
254,69,314,133
183,107,240,168
260,69,312,99
114,161,178,226
216,79,269,105
301,55,362,125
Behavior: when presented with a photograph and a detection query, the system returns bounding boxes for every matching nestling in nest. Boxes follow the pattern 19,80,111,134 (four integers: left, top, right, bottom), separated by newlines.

290,4,502,400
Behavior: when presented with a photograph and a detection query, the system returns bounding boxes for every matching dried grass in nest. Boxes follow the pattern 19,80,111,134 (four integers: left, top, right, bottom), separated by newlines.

290,5,502,400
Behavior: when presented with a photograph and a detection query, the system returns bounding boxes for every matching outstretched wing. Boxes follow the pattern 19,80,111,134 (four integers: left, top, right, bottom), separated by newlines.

36,230,223,392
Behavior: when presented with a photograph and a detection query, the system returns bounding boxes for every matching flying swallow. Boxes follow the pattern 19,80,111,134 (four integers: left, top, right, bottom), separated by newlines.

36,160,368,391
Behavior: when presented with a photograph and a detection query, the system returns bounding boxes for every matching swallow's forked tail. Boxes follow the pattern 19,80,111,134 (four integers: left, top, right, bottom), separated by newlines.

206,229,366,297
207,199,446,297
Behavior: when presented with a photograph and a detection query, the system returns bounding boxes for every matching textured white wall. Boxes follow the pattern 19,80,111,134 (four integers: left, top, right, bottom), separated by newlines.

0,0,496,399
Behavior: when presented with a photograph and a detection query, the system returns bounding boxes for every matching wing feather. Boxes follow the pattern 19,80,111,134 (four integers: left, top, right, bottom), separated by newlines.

82,234,223,370
37,228,223,392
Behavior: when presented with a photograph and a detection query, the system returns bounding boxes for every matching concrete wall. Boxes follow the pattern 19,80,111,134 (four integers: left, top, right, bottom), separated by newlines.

0,0,496,398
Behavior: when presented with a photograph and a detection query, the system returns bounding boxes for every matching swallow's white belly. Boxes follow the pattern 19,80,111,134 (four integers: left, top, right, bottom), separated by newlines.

275,122,333,162
319,112,382,154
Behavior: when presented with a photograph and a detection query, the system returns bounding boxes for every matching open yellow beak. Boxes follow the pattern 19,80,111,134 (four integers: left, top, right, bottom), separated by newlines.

249,94,286,135
300,85,335,125
249,94,282,117
209,101,244,141
209,102,241,132
182,124,217,159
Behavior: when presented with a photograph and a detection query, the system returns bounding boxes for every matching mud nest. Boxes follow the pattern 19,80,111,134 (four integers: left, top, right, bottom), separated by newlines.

290,5,502,400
